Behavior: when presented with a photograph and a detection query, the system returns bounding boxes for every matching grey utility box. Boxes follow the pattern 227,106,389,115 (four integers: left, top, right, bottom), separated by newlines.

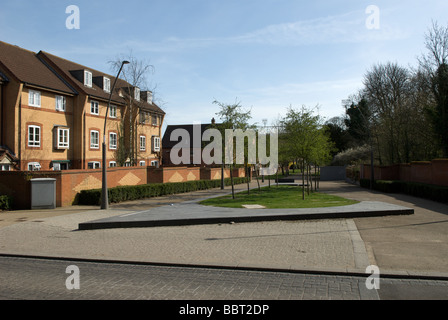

31,178,56,209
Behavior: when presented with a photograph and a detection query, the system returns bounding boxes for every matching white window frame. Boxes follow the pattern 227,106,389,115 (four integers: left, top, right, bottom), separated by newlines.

90,130,99,149
152,114,158,126
150,160,159,167
109,161,117,168
0,164,10,171
28,125,41,147
109,105,117,118
109,132,117,150
139,160,146,167
88,161,101,169
139,111,146,124
57,128,70,149
91,101,99,115
140,135,146,151
55,95,66,111
84,70,92,87
134,87,140,101
103,77,111,93
28,162,41,171
152,136,160,152
28,90,41,107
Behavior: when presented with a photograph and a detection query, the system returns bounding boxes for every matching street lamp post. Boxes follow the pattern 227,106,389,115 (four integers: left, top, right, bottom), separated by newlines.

101,60,129,209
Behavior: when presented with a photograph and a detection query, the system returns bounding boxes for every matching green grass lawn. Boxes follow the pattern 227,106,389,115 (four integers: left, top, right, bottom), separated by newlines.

199,185,359,209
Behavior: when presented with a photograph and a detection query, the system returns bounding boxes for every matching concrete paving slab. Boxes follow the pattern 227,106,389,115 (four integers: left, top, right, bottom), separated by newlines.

78,200,414,230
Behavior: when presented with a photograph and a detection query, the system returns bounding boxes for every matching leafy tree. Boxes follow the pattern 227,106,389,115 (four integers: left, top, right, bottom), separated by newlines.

344,99,371,147
324,116,350,158
281,106,332,199
214,99,254,199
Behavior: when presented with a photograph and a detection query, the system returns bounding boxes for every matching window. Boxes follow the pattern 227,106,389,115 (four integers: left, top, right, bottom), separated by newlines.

109,132,117,150
88,161,101,169
55,95,66,111
140,136,146,151
152,114,158,126
103,77,111,93
84,70,92,87
0,164,10,171
109,161,117,168
52,162,69,171
56,128,70,149
29,90,41,107
139,161,146,167
152,136,160,152
90,130,99,149
28,162,41,171
139,111,148,124
91,101,99,115
109,105,117,118
151,160,159,167
134,87,140,101
28,125,41,147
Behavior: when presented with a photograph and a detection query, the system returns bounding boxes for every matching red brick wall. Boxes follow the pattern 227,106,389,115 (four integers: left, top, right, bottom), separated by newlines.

0,165,249,209
0,171,33,209
148,166,201,184
200,167,230,180
361,159,448,187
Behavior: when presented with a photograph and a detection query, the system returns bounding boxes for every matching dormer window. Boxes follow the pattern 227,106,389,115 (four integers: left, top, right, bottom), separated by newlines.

84,70,92,87
103,77,111,93
134,87,140,101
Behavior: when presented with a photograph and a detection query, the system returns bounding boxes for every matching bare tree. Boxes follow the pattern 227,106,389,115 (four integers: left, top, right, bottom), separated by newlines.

419,21,448,157
362,62,412,164
419,21,448,75
109,52,155,165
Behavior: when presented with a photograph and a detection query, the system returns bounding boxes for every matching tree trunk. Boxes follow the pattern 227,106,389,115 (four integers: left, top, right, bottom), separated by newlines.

230,164,235,199
302,159,305,200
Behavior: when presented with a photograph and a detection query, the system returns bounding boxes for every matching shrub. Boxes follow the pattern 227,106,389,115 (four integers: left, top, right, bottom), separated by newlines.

78,177,250,205
359,179,448,204
0,195,13,211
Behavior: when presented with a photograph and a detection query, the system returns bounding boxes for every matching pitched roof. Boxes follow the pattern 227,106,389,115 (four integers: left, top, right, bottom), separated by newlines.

39,51,165,114
0,146,19,163
0,41,75,94
38,50,126,105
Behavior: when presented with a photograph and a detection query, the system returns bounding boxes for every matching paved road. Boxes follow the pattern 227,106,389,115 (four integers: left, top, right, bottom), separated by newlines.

1,256,447,303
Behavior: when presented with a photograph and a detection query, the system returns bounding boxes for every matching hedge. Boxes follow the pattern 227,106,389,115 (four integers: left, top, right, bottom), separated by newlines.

78,177,250,205
360,179,403,193
0,195,13,211
360,179,448,204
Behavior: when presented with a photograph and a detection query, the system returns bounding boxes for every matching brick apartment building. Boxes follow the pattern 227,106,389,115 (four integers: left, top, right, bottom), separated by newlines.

0,41,165,171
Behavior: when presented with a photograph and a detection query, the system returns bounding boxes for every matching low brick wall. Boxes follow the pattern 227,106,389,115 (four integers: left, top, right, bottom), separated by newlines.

0,165,248,209
0,167,148,209
148,166,201,184
200,167,230,181
361,159,448,187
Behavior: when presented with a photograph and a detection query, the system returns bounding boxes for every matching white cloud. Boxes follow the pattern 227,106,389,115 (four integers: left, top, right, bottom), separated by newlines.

231,11,409,46
127,10,410,54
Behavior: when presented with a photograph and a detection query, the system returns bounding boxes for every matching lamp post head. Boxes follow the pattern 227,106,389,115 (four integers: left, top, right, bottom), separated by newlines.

123,60,130,65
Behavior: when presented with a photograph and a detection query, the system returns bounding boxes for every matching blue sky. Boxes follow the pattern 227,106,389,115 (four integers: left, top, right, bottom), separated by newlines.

1,0,448,131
